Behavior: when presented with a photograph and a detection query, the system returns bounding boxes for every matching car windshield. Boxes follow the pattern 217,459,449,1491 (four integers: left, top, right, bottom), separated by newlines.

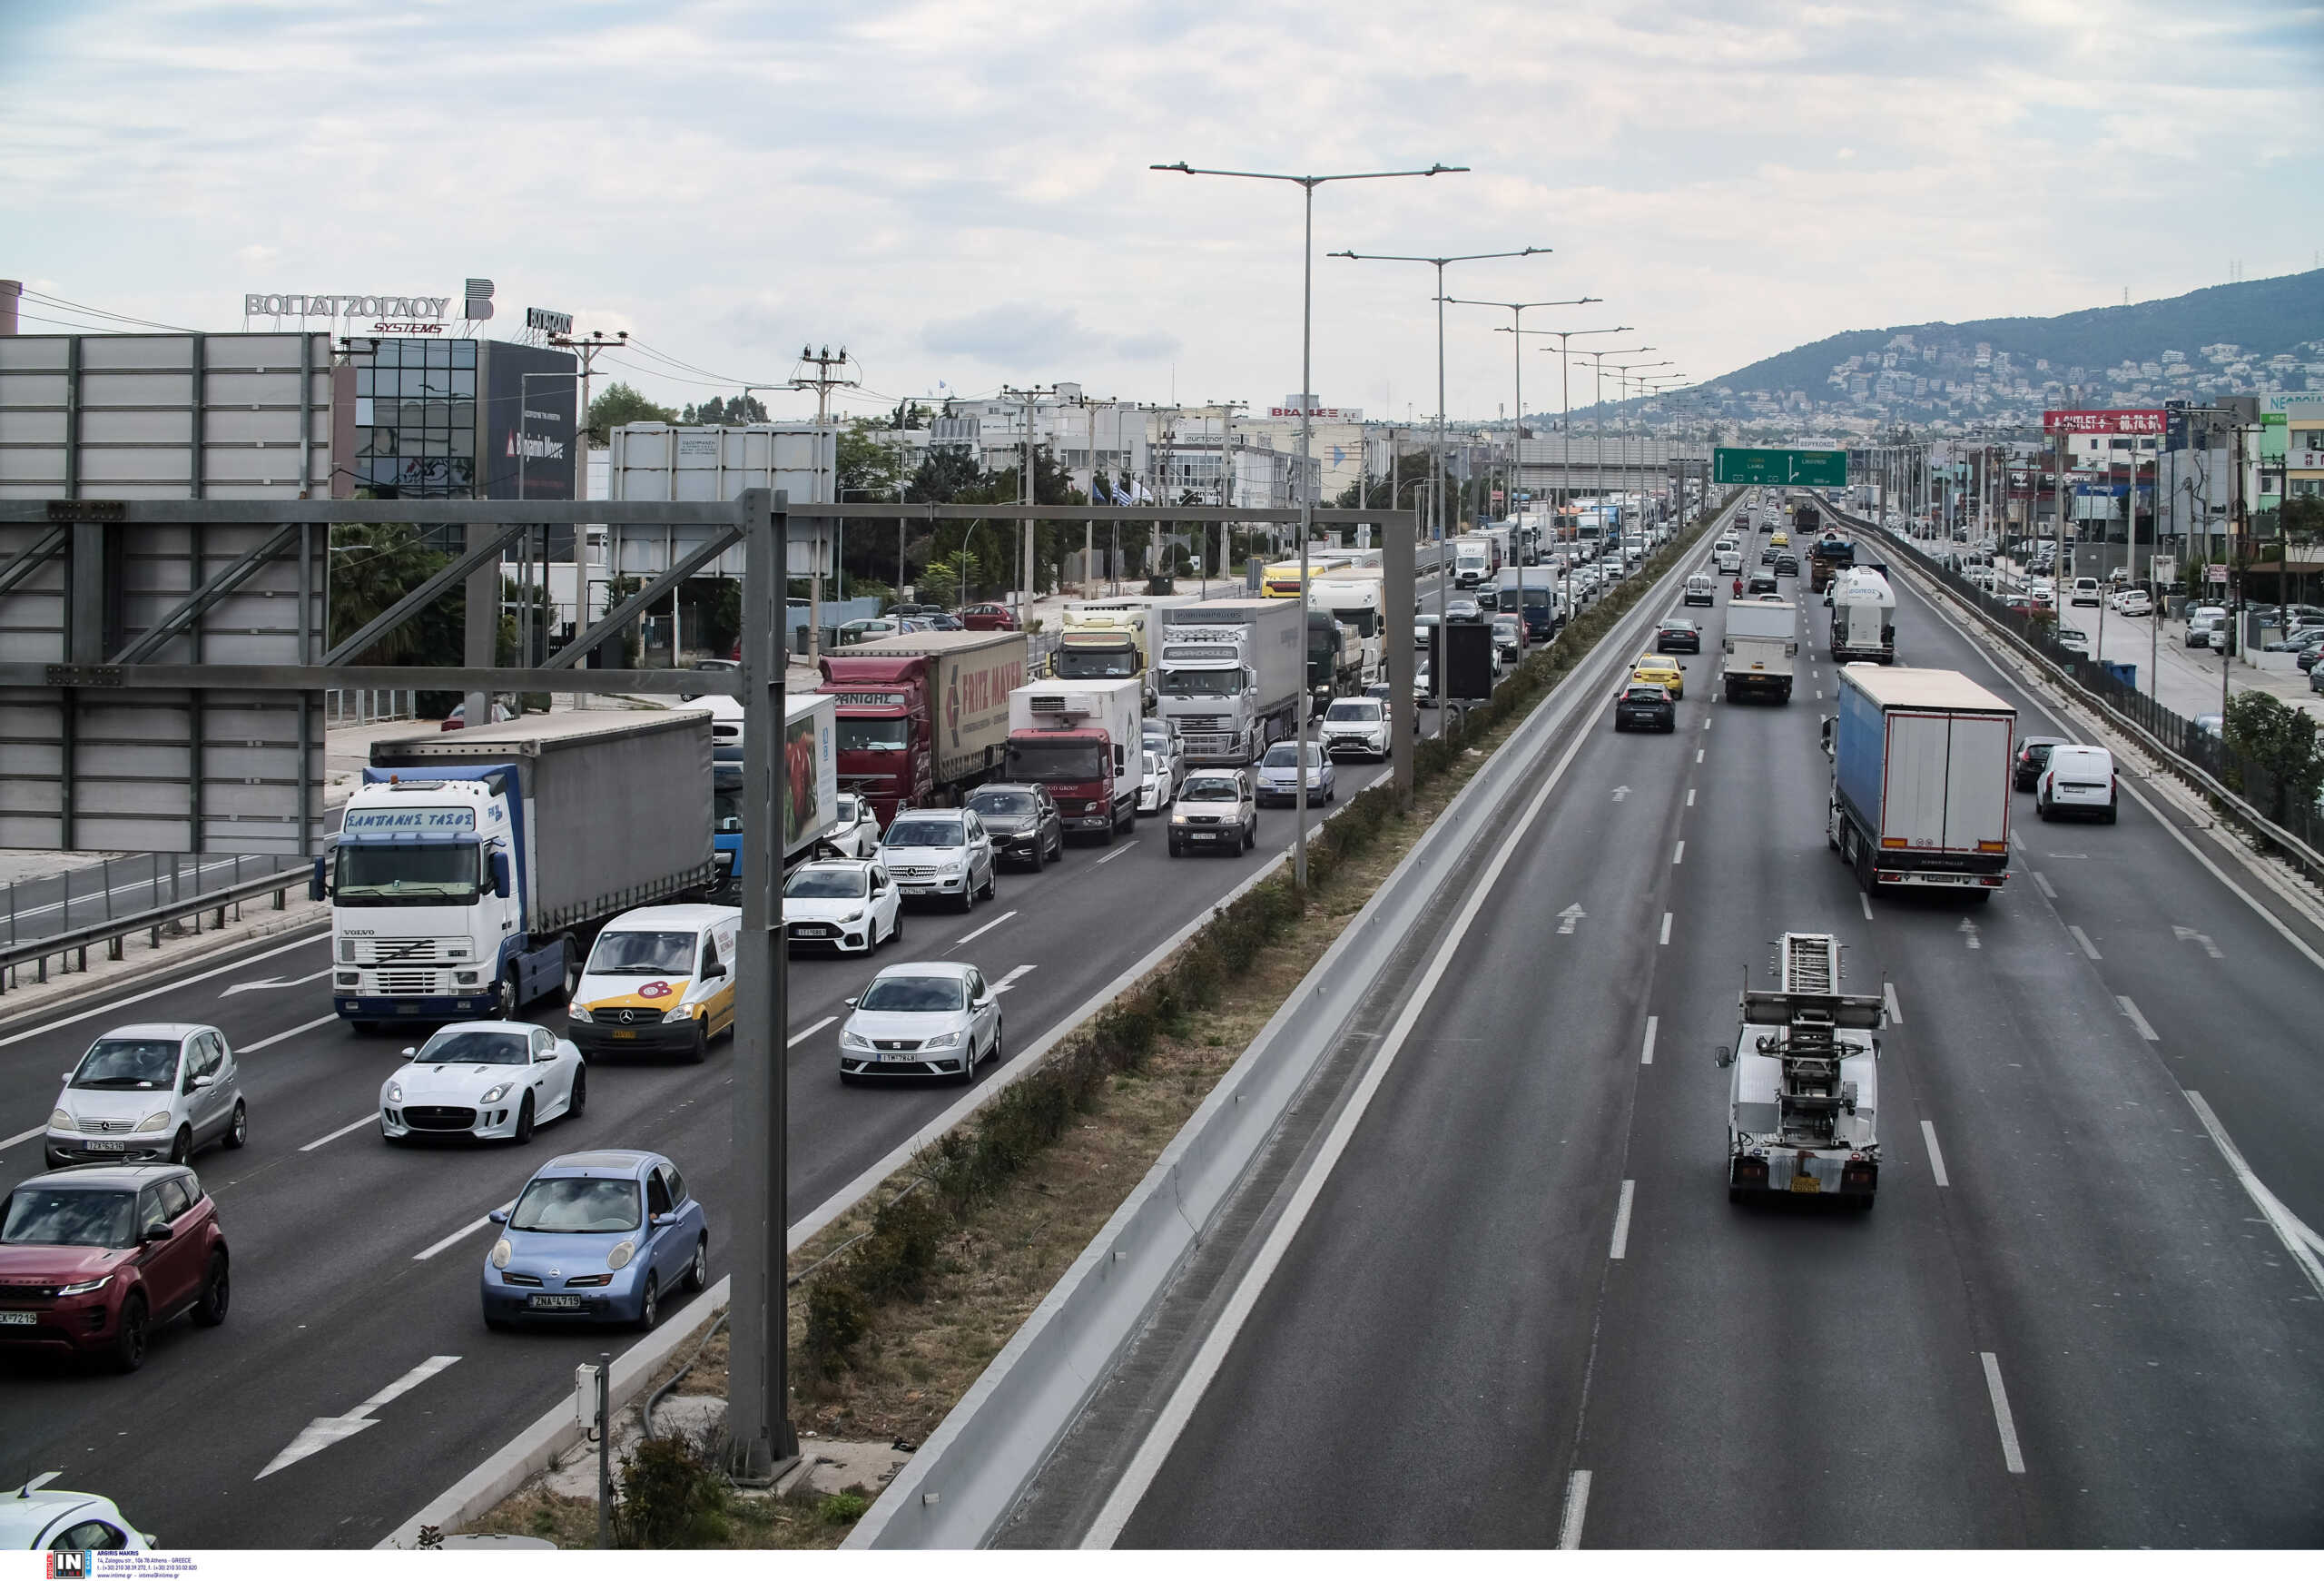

714,781,743,834
416,1029,530,1065
1325,701,1382,722
834,794,861,823
1003,740,1106,783
859,975,968,1012
1623,686,1666,702
1054,647,1139,678
2,1188,137,1250
786,866,868,899
967,792,1038,818
1661,620,1697,633
1183,777,1239,802
510,1177,642,1233
333,842,481,906
1162,667,1242,697
71,1038,181,1089
885,819,966,848
838,718,909,752
1262,743,1318,768
586,931,695,975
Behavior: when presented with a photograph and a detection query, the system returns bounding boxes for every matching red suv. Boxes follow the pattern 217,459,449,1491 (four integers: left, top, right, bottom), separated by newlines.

0,1164,229,1372
959,603,1020,631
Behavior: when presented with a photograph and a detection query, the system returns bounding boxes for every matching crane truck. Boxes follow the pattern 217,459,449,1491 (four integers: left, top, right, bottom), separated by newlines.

1719,930,1885,1207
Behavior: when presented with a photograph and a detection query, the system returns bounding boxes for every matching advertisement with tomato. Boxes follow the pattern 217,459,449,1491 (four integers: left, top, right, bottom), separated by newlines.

783,707,822,849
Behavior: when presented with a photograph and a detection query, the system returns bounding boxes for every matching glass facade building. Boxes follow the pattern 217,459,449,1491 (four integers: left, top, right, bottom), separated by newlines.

347,337,477,496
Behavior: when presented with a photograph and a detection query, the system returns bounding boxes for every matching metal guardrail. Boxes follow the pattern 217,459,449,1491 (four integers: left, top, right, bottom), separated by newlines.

0,865,310,998
4,850,303,951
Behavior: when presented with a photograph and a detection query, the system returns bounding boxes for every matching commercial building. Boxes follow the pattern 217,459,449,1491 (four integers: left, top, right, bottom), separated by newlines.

330,336,578,502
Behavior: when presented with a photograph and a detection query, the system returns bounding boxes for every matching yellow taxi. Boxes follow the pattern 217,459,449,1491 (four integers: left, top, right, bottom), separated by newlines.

1768,530,1790,548
1631,653,1685,700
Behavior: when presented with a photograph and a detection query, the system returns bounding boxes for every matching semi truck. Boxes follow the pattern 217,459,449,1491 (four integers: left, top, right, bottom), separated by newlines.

708,690,838,900
1002,676,1145,841
1055,602,1155,695
1824,665,2014,898
1305,609,1365,703
320,712,716,1031
1155,598,1304,766
816,629,1029,827
1827,568,1896,663
1718,930,1884,1207
1720,598,1797,703
1807,532,1856,593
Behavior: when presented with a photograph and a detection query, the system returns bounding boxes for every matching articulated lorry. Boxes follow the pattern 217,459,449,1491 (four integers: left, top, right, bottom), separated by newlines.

1720,598,1797,703
322,712,716,1031
1825,665,2014,897
708,690,838,900
816,630,1029,827
1155,598,1304,766
1310,568,1385,685
1055,602,1156,697
1719,930,1885,1207
1827,568,1896,664
1003,676,1145,840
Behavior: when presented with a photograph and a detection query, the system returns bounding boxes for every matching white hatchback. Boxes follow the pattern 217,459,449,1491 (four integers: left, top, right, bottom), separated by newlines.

839,961,1002,1084
2037,745,2118,824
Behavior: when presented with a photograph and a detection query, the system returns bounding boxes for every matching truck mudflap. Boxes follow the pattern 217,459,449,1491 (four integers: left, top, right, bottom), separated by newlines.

1729,1151,1878,1204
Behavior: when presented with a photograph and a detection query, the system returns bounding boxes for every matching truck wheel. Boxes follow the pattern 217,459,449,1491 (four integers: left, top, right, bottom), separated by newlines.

494,970,518,1020
1778,683,1792,703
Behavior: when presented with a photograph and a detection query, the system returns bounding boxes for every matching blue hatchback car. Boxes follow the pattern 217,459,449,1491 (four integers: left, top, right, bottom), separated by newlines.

480,1151,708,1330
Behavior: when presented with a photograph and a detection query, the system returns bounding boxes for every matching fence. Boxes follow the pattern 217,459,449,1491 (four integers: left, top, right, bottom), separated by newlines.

325,687,419,726
2,850,308,954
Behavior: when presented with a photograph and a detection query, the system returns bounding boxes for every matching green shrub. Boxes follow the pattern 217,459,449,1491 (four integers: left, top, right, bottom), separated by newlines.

818,1491,871,1526
612,1433,731,1548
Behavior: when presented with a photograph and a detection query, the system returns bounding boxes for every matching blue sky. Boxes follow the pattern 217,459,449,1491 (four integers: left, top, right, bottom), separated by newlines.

5,0,2319,423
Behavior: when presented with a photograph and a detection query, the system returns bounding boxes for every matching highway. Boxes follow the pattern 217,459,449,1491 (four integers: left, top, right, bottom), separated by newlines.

0,576,1492,1546
1054,506,2324,1547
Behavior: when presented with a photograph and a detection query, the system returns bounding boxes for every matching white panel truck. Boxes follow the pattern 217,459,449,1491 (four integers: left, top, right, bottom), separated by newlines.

1827,567,1897,664
1825,665,2014,898
1154,599,1303,766
1719,931,1885,1207
1003,676,1146,841
1720,598,1797,703
321,712,716,1032
1452,533,1495,588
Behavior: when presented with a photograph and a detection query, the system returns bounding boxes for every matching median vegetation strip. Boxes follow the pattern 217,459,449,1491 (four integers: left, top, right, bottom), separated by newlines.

461,499,1728,1547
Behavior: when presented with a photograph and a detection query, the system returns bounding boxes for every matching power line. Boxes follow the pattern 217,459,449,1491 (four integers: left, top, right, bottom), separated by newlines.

20,289,198,332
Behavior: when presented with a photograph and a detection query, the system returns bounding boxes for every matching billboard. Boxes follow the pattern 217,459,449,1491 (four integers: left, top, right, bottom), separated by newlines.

2043,409,2164,435
478,341,578,500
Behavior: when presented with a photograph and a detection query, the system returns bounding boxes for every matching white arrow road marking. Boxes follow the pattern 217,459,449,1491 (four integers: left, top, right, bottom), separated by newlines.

2186,1090,2324,1298
2172,925,2223,959
991,964,1036,994
951,910,1017,947
1610,785,1631,802
1958,917,1982,950
1557,904,1586,935
220,967,333,998
258,1355,460,1478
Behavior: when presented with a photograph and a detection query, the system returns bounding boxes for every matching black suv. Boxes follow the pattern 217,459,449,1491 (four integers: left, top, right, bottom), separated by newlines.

962,783,1065,869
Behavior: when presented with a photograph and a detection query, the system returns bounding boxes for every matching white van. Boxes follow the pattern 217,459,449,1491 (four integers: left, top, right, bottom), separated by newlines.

2069,577,2102,608
2036,745,2117,824
1684,574,1716,608
567,903,742,1060
2186,606,2228,648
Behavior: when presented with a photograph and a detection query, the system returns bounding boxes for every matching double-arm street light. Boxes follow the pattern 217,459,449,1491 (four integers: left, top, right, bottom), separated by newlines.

1443,295,1601,657
1330,245,1553,718
1637,375,1688,522
1150,159,1465,890
1572,347,1656,530
1508,326,1630,529
1603,361,1671,533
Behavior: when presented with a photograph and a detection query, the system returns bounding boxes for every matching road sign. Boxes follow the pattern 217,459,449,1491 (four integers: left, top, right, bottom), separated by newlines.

1713,447,1846,487
2208,563,2229,583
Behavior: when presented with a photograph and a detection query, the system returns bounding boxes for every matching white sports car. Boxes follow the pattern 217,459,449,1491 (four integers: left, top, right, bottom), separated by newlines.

379,1021,585,1145
783,858,904,954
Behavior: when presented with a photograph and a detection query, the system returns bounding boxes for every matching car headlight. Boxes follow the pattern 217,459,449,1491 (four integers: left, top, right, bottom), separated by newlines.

843,909,866,923
385,1082,403,1105
134,1111,172,1133
567,1002,591,1023
1170,810,1189,824
49,1109,74,1132
664,1005,696,1023
606,1240,635,1272
491,1238,513,1270
55,1275,111,1297
842,1030,872,1050
479,1082,513,1105
921,1030,961,1051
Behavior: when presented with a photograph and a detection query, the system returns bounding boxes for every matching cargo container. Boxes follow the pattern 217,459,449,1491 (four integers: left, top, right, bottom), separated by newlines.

816,630,1029,827
1004,677,1145,840
1155,599,1304,766
1825,666,2013,897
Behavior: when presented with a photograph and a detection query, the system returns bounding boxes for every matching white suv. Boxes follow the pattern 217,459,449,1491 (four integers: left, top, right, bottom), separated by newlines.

2069,577,2102,607
2037,745,2118,824
879,808,998,912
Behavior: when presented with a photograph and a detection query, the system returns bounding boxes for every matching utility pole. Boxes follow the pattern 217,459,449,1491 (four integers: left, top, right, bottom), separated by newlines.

1000,384,1059,616
790,346,858,661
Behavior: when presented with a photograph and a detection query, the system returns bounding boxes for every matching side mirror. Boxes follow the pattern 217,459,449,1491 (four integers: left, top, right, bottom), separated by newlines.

189,1073,214,1092
487,1209,510,1226
143,1223,173,1244
843,996,858,1009
401,1046,419,1060
488,851,511,899
309,855,328,903
703,961,727,981
651,1212,675,1229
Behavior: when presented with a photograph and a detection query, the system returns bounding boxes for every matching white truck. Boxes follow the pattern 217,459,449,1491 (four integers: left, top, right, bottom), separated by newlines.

1825,665,2014,898
1002,676,1146,840
1721,598,1797,703
1055,601,1156,697
321,712,716,1032
1718,930,1885,1207
1827,567,1896,664
1155,599,1304,766
1452,534,1495,588
1311,568,1385,686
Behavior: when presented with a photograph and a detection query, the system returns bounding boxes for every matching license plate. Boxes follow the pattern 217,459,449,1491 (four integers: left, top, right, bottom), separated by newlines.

527,1294,583,1310
611,1029,636,1041
84,1140,127,1152
0,1311,35,1326
1789,1174,1822,1194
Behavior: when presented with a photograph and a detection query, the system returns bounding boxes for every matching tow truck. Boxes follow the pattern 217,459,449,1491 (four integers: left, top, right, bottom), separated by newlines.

1718,931,1884,1208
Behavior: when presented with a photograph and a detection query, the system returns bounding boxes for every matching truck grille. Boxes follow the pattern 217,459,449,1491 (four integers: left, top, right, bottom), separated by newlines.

1175,716,1227,732
376,969,439,994
350,939,466,966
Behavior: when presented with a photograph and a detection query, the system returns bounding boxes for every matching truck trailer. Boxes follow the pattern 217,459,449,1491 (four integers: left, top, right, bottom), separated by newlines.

1720,930,1884,1207
816,629,1029,827
1721,598,1797,703
1155,598,1304,766
323,712,716,1030
1003,677,1146,840
1827,568,1896,664
707,691,838,900
1825,665,2014,897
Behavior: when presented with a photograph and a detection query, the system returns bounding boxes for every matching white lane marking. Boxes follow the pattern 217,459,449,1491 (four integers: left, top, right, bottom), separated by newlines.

2172,924,2223,959
2117,995,2158,1041
1558,1469,1591,1549
1883,981,1902,1022
787,1014,837,1047
1816,689,1823,699
220,966,334,998
300,1114,375,1152
2185,1091,2324,1299
1685,788,1696,807
1082,687,1602,1549
0,1122,45,1151
241,1013,339,1053
259,1355,462,1479
1958,917,1982,950
1556,904,1586,936
1640,1016,1658,1066
2068,924,2102,961
1859,892,1875,922
0,933,323,1047
22,1472,61,1492
1695,748,1704,764
951,909,1017,947
1979,1353,2026,1474
1609,1181,1635,1260
1093,840,1141,865
2032,870,2057,899
1671,840,1685,866
1701,717,1711,731
413,1203,512,1262
1922,1120,1950,1187
2010,829,2025,852
1658,913,1671,945
991,964,1036,993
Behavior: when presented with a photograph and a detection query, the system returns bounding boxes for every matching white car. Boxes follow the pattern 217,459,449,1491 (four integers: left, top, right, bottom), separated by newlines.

838,961,1002,1085
2114,589,2152,618
2186,607,2229,647
880,808,998,913
1256,739,1334,807
380,1021,586,1145
823,792,881,859
1,1486,153,1551
45,1023,248,1171
1320,697,1389,760
783,858,902,954
2056,626,2092,657
2069,576,2102,607
1141,721,1186,793
1136,750,1175,815
2037,745,2118,824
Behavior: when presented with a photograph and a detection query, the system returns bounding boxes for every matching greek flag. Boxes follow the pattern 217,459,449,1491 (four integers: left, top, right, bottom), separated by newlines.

1113,482,1135,506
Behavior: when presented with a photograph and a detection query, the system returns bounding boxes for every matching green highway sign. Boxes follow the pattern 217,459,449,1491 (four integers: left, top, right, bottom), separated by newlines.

1714,447,1848,487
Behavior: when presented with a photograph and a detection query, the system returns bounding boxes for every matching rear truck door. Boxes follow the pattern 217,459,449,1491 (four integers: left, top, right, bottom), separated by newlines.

1944,713,2013,855
1882,711,1952,852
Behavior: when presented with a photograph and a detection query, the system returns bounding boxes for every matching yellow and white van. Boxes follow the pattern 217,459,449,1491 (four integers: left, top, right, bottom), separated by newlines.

566,904,741,1061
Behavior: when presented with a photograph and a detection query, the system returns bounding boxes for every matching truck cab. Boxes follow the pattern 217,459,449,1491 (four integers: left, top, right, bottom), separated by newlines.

1056,604,1152,698
819,653,934,827
1003,677,1144,841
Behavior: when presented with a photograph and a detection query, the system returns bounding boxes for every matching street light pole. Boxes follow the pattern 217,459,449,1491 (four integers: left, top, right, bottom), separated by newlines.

1510,327,1631,538
1153,159,1467,890
1588,353,1661,542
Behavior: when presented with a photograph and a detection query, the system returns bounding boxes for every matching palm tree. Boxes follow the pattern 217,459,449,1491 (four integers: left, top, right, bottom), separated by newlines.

328,523,455,663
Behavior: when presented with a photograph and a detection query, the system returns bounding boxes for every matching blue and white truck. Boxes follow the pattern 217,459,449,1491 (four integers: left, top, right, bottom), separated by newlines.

318,712,716,1031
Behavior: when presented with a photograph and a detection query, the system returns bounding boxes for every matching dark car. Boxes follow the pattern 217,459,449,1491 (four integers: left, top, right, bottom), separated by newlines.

1760,545,1778,565
2014,735,2067,791
0,1164,229,1371
1746,573,1780,598
1491,615,1522,662
1445,598,1483,624
959,604,1019,631
1774,555,1800,578
961,783,1065,869
1613,682,1676,733
1655,617,1701,654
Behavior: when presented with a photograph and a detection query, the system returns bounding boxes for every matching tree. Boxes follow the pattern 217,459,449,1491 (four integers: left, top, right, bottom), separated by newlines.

326,524,461,664
2223,691,2324,825
586,381,676,443
681,393,771,425
838,418,906,501
2282,495,2324,543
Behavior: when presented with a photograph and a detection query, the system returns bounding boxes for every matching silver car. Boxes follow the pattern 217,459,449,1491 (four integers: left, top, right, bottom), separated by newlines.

838,961,1003,1084
46,1023,248,1170
879,808,998,913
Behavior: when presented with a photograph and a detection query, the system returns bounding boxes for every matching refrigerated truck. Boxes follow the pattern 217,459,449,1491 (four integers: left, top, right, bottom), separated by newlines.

1002,676,1146,840
707,691,838,900
322,712,715,1030
1155,598,1304,766
1721,598,1797,703
815,629,1029,827
1825,666,2014,898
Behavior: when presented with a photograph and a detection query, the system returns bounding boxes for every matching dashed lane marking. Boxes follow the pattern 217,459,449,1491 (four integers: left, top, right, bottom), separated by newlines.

1609,1181,1635,1260
2117,995,2158,1041
1883,981,1902,1023
2069,924,2102,960
788,1015,836,1046
1859,893,1874,922
1558,1470,1592,1550
952,909,1018,946
1640,1016,1658,1065
2032,871,2057,899
1671,840,1685,865
1980,1353,2026,1474
1659,913,1671,945
1922,1120,1949,1187
241,1014,339,1053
